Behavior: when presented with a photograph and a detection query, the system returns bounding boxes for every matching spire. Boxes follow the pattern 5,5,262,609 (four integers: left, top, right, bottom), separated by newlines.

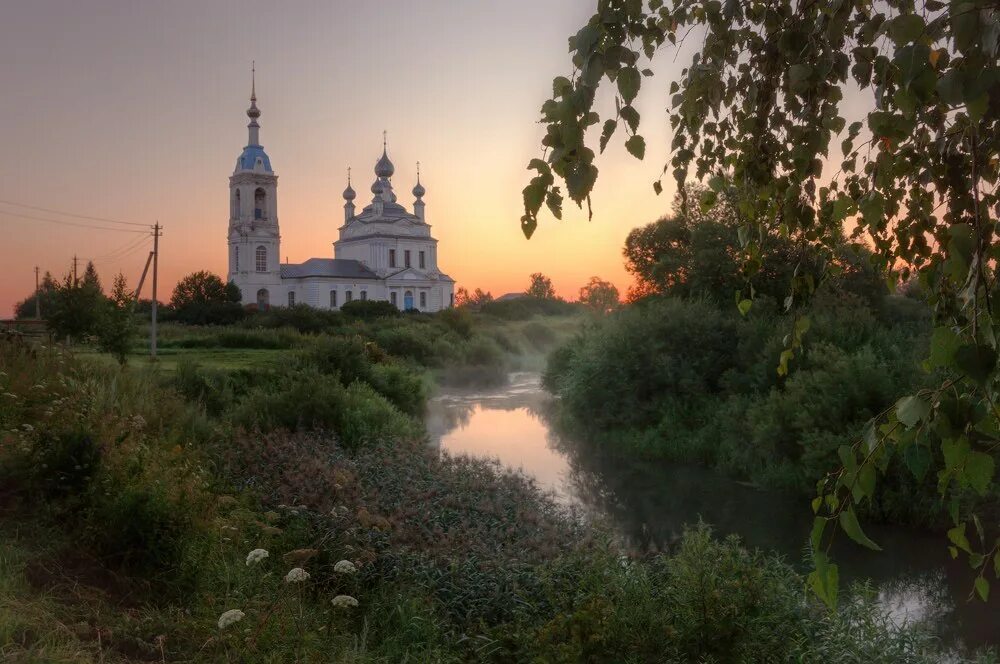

375,131,394,178
343,166,356,201
247,61,261,146
412,161,426,199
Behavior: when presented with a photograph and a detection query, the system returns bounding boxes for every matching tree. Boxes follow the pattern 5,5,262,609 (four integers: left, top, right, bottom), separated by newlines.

470,288,494,306
95,273,136,365
14,272,58,320
454,287,471,307
525,273,556,299
170,271,240,309
46,270,104,342
578,277,620,314
81,261,102,294
170,271,244,325
524,1,1000,606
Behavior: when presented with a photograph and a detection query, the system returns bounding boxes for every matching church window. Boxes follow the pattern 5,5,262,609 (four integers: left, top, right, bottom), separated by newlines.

419,251,425,269
330,290,338,308
346,290,353,303
390,292,397,307
288,292,295,306
234,189,241,218
404,290,413,310
255,245,267,272
233,246,239,272
389,249,396,268
450,292,454,307
405,250,411,268
419,292,427,309
257,288,269,311
360,290,368,301
254,187,266,219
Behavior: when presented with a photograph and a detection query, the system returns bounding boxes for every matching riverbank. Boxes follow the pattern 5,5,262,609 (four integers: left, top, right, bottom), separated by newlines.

429,372,1000,652
542,293,1000,530
0,324,992,661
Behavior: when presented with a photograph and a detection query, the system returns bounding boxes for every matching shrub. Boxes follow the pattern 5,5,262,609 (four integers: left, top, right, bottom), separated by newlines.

87,481,193,572
522,321,557,351
436,307,474,339
340,299,399,320
367,362,426,417
480,296,579,320
372,326,441,365
246,304,344,334
30,429,101,498
301,335,373,383
546,293,941,524
173,301,246,326
233,370,418,448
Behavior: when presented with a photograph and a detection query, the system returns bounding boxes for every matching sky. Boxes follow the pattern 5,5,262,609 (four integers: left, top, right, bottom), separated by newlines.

0,0,692,316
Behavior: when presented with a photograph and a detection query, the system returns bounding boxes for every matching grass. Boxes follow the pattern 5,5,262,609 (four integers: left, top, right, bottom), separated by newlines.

1,315,991,662
79,346,291,372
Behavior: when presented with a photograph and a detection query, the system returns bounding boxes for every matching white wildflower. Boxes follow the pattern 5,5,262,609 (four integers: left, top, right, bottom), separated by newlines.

284,567,310,583
245,548,269,566
334,560,357,574
331,595,359,608
22,424,33,432
217,609,245,629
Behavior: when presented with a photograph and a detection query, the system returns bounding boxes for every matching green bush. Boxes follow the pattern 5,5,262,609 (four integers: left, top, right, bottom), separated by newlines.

522,320,557,351
245,304,345,333
547,294,939,524
436,307,474,338
301,335,373,383
87,481,193,572
29,428,101,496
368,362,426,417
340,299,399,320
372,326,442,365
479,296,579,320
172,301,246,326
233,369,419,448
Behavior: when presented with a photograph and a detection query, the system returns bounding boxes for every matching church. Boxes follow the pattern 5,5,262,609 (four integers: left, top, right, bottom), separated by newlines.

227,76,455,312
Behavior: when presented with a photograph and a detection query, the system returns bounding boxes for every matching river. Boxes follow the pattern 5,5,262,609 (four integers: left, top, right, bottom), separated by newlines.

426,372,1000,654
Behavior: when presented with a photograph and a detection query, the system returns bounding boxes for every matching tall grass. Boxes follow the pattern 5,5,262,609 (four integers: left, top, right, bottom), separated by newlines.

0,330,982,662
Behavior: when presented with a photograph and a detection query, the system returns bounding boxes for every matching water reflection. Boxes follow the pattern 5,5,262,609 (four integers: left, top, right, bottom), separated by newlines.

426,373,1000,652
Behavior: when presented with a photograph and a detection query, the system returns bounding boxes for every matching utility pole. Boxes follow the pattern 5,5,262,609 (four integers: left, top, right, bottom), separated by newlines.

150,222,160,359
72,255,78,285
34,266,41,319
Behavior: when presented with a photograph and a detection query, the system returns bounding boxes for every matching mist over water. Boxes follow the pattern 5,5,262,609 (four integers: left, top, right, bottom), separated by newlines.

426,372,1000,654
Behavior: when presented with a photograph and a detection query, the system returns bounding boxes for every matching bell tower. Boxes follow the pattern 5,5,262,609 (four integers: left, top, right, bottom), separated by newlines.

228,64,281,308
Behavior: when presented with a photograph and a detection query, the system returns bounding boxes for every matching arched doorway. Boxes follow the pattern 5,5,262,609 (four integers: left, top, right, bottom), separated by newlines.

404,290,414,310
257,288,269,311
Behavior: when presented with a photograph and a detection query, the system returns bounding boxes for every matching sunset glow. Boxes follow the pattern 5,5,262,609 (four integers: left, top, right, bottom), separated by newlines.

0,0,689,316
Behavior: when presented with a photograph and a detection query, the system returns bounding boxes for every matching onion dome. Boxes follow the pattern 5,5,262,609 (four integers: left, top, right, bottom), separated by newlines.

343,167,356,200
413,161,425,198
371,179,383,194
374,149,394,178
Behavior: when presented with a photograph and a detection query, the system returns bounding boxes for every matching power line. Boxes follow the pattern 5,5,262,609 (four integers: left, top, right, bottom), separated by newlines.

0,209,148,233
0,198,148,227
87,233,151,262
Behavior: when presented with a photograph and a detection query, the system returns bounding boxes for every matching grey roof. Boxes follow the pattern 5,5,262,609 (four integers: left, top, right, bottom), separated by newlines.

280,258,377,280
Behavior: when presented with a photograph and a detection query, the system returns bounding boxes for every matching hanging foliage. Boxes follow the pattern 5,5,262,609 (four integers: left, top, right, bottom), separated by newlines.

524,0,1000,607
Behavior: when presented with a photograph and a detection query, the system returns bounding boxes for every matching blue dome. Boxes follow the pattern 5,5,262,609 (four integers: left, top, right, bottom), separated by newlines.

235,145,273,173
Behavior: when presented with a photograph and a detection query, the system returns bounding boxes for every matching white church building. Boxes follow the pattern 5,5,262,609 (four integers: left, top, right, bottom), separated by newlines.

227,77,454,312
